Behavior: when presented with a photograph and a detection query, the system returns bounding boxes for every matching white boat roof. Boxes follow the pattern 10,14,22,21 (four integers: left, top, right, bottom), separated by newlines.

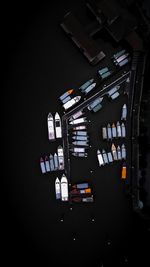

55,112,60,120
70,117,86,124
73,147,85,152
55,177,60,184
47,113,53,119
57,145,63,150
74,96,81,101
61,174,67,182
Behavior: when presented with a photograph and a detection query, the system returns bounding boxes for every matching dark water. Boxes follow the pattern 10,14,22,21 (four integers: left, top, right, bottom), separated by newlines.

2,1,150,266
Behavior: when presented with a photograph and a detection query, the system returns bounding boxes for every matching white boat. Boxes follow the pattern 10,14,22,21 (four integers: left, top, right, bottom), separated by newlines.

57,145,64,170
47,113,55,140
55,178,61,200
97,150,104,166
69,117,87,125
55,112,62,138
60,174,69,201
116,121,122,137
121,144,126,159
70,147,85,153
73,125,87,130
121,104,127,121
111,143,118,160
63,96,81,110
121,122,126,137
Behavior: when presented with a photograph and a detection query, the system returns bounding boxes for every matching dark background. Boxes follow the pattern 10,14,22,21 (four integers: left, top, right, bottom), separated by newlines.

2,1,150,266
